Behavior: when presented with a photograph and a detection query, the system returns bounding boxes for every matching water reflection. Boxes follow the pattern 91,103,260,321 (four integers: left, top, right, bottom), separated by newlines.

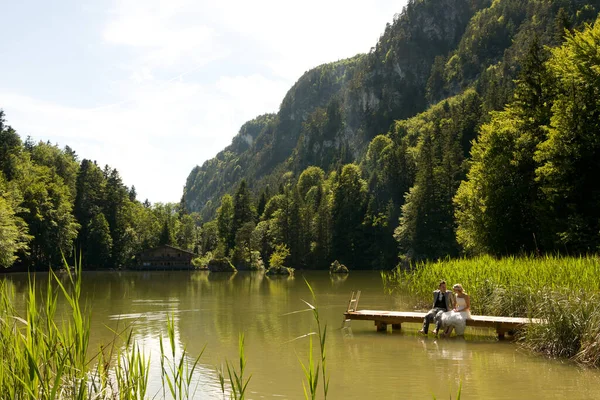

2,271,600,399
329,273,348,286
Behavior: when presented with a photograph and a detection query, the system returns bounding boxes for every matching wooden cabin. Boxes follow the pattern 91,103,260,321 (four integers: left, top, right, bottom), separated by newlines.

136,245,196,270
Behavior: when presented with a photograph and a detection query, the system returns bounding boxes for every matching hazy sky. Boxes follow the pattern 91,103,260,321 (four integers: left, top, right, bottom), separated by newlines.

0,0,406,203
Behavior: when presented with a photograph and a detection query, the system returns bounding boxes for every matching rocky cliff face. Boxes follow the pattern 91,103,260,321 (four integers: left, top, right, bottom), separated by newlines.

183,0,597,218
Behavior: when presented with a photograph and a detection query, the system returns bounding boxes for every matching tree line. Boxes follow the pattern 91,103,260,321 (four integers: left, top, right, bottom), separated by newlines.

0,115,199,270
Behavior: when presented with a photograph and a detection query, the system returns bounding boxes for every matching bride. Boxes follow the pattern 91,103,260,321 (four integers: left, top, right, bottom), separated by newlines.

441,284,471,336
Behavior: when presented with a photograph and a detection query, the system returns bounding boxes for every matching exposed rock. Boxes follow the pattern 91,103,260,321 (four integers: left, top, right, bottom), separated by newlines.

265,266,294,276
207,258,237,272
330,260,349,274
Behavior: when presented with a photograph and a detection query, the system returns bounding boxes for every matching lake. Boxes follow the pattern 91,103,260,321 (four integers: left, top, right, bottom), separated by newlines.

2,270,599,399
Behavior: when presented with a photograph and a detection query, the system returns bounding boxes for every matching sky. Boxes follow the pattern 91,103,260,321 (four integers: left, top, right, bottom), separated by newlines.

0,0,406,204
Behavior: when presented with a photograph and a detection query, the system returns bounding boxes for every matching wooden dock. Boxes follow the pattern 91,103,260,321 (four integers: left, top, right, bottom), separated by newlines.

343,291,539,338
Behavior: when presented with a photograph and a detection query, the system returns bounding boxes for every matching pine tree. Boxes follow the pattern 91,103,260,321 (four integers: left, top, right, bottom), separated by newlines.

455,37,554,254
232,180,255,241
216,194,234,252
0,175,31,268
331,164,367,268
159,220,172,246
535,19,600,251
87,213,113,268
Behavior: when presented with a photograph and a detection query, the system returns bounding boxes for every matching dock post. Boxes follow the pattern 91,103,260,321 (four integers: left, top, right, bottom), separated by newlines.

497,328,506,340
375,321,387,332
392,324,402,331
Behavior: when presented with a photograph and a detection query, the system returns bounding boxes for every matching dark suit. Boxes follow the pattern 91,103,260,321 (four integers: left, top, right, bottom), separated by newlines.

421,290,454,333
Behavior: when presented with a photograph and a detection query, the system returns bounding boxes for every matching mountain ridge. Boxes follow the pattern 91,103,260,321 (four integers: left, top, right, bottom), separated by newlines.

184,0,491,219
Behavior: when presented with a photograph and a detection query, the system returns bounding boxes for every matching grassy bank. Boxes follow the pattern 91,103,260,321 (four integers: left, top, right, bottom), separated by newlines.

382,255,600,366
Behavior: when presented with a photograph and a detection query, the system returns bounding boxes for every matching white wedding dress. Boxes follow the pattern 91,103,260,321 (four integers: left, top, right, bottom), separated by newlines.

441,296,471,335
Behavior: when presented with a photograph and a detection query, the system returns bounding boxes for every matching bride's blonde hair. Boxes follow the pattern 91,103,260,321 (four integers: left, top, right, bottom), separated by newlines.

453,284,467,295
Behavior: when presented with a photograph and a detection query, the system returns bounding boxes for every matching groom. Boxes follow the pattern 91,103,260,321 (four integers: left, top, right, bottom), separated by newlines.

418,280,454,335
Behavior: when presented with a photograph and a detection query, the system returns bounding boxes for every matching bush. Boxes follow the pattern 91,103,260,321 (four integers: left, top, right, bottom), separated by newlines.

269,244,290,269
266,245,293,276
249,250,265,271
192,251,213,269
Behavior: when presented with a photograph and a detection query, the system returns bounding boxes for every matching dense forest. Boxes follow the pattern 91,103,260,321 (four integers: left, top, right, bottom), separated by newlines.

185,0,600,270
3,0,600,270
0,110,199,270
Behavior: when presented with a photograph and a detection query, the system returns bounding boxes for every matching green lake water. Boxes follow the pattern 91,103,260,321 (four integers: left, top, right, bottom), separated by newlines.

2,271,599,399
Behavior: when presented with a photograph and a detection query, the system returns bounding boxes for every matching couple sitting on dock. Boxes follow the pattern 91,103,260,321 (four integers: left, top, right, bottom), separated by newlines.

418,280,471,337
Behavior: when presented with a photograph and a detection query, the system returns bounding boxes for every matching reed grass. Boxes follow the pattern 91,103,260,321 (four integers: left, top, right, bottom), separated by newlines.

217,333,251,400
0,259,95,400
159,314,204,399
296,279,329,400
382,254,600,367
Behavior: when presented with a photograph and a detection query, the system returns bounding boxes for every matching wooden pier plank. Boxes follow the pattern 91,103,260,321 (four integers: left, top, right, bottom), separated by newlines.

344,310,540,336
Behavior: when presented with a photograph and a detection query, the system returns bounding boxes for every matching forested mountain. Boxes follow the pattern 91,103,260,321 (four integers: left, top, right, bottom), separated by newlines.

185,0,600,269
184,0,489,219
0,111,199,270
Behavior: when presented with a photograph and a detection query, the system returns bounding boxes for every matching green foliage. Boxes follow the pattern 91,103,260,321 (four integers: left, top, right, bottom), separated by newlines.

0,111,24,181
297,166,325,201
535,18,600,251
199,220,219,255
231,221,256,269
455,37,554,255
331,164,367,268
232,180,255,237
183,0,489,220
269,244,290,269
384,255,600,315
457,18,600,255
0,175,31,267
526,293,600,363
87,213,113,268
175,213,197,251
217,194,235,252
18,162,80,267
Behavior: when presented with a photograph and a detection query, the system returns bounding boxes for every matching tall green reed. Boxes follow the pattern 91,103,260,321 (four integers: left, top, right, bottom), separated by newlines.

159,314,204,400
293,279,329,400
525,292,600,366
217,333,251,400
383,254,600,366
383,254,600,316
0,257,93,400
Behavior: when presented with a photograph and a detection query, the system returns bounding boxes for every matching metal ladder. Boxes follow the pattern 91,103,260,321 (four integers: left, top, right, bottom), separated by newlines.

342,290,361,330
